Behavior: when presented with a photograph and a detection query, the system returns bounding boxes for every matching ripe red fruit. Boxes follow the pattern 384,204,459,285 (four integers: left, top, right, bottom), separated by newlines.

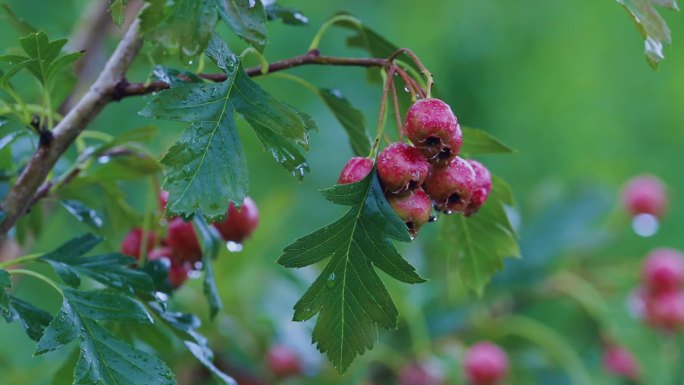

338,157,374,184
465,160,492,216
387,189,432,235
645,290,684,331
404,98,462,164
266,344,301,378
642,248,684,293
398,362,444,385
147,247,189,288
166,218,202,263
213,197,259,243
622,175,668,218
424,156,476,213
463,342,509,385
602,345,639,380
377,143,430,193
121,228,157,259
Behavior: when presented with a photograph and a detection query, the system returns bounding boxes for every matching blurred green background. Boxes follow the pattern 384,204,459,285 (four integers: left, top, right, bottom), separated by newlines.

1,0,683,384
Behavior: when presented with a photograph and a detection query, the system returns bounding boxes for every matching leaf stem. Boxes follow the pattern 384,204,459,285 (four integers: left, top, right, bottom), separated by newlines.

240,47,269,75
308,14,363,51
369,66,395,158
387,48,433,97
266,72,320,96
9,268,64,296
0,253,42,269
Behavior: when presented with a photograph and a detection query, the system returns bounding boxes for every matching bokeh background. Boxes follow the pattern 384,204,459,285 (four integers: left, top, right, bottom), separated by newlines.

1,0,683,384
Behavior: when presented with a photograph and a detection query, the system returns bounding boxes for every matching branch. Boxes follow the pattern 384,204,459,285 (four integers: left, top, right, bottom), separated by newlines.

0,19,143,237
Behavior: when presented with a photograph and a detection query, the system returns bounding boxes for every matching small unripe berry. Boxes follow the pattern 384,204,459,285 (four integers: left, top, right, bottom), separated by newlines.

387,189,432,236
266,344,302,378
166,218,202,263
147,247,189,288
642,248,684,293
424,157,476,213
404,98,462,164
602,345,639,380
398,362,444,385
338,157,374,184
213,197,259,243
121,228,157,259
377,143,430,193
464,342,509,385
622,175,668,218
465,160,492,216
645,290,684,331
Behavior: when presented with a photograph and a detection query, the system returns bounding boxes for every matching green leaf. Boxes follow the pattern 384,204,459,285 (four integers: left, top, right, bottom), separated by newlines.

217,0,268,52
440,175,520,295
193,216,223,318
1,4,38,34
108,0,128,26
334,15,399,58
264,3,309,25
82,150,162,182
618,0,679,68
59,200,104,229
141,35,312,220
460,127,515,155
153,65,204,86
3,296,52,341
18,31,68,84
278,171,425,372
36,288,175,384
0,269,11,317
319,88,370,156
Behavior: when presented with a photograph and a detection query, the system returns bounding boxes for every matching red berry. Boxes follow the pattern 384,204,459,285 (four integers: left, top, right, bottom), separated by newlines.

404,98,462,164
213,197,259,243
398,362,444,385
464,160,492,216
622,175,668,218
642,248,684,293
387,189,432,236
645,290,684,331
424,156,476,213
602,345,639,380
166,218,202,263
147,247,189,288
464,342,509,385
338,157,374,184
121,228,157,259
266,344,301,378
377,143,430,193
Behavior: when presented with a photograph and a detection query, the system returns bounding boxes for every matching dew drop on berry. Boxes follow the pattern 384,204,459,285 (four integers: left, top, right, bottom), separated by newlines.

226,241,243,252
632,213,659,237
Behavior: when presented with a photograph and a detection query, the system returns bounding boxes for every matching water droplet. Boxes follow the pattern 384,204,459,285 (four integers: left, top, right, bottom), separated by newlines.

188,60,194,65
632,213,659,237
403,86,410,93
97,155,111,164
326,273,336,288
248,0,256,7
188,269,202,279
226,241,243,252
409,234,416,241
155,291,169,302
428,215,437,223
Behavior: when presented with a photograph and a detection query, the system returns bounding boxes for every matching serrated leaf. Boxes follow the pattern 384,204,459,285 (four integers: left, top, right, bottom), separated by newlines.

440,175,520,295
18,31,68,84
0,269,11,317
334,15,398,58
278,171,425,372
460,127,515,155
319,88,370,156
153,65,204,86
108,0,128,26
618,0,679,68
141,35,312,220
217,0,267,52
264,3,308,25
3,296,52,341
1,4,38,34
193,216,223,318
59,200,104,229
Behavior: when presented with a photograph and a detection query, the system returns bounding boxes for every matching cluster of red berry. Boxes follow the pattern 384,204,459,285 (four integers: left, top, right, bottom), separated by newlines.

338,98,492,236
120,193,259,289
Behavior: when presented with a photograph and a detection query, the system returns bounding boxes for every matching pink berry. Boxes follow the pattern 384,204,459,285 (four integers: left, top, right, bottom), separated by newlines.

424,156,476,213
404,98,462,164
464,160,492,216
464,342,509,385
377,143,430,193
622,175,668,218
602,345,639,380
386,189,433,235
266,344,301,378
642,248,684,293
121,228,157,259
645,290,684,331
338,157,374,184
213,197,259,243
166,218,202,263
398,362,444,385
147,247,189,288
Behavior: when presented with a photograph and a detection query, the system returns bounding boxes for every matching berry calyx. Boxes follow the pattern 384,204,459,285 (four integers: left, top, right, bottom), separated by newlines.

404,98,462,164
166,217,202,263
377,143,430,193
642,248,684,294
266,344,302,378
213,197,260,243
465,160,492,216
463,342,509,385
121,228,157,260
645,290,684,331
622,175,668,218
147,247,189,288
602,345,639,380
338,157,374,184
387,189,432,235
424,156,476,213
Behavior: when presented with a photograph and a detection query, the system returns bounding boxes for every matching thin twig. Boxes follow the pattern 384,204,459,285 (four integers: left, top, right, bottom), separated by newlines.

390,74,404,141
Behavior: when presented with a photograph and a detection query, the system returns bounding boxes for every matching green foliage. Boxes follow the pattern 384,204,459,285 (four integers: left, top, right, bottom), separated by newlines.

108,0,128,27
319,88,371,156
217,0,267,52
461,127,516,155
193,216,223,318
618,0,679,68
58,200,104,229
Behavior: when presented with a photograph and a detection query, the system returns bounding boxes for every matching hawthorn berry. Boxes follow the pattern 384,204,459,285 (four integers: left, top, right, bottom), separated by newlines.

266,344,302,378
642,248,684,293
463,342,509,385
338,157,374,184
404,98,462,164
166,217,202,263
424,156,476,213
121,228,157,260
622,175,668,218
602,345,639,380
377,143,430,193
645,290,684,331
465,160,492,216
147,247,189,288
398,362,444,385
213,197,259,243
387,189,432,235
